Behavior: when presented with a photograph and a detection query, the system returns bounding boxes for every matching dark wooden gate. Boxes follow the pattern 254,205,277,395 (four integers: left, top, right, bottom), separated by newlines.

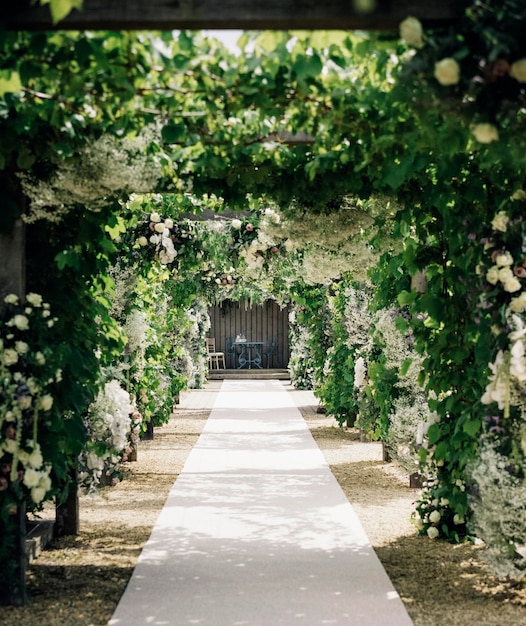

209,300,289,369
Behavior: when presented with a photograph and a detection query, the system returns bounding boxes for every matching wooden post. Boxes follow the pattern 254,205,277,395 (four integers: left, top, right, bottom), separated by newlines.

55,467,79,536
0,218,25,300
0,498,27,607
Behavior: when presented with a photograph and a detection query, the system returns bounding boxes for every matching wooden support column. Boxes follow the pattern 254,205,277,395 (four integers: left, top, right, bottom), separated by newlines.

0,218,25,301
55,467,80,537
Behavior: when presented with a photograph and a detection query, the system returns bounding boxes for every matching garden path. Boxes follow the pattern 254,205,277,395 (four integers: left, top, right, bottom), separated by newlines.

108,379,413,625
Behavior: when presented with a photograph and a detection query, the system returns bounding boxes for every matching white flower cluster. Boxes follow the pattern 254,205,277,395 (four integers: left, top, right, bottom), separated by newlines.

486,250,522,294
482,315,526,413
0,293,59,505
138,212,178,264
123,310,150,355
79,379,134,491
469,441,526,580
20,130,162,223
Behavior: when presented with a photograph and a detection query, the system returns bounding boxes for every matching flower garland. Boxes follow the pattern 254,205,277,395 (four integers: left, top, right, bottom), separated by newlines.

0,293,60,508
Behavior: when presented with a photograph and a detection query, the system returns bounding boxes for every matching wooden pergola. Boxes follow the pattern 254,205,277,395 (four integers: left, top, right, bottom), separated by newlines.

1,1,460,31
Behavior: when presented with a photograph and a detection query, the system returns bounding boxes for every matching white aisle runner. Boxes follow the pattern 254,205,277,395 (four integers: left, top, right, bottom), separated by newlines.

109,379,413,626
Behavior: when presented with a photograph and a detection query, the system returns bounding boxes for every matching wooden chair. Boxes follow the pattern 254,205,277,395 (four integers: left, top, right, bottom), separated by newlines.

264,337,278,368
205,338,225,370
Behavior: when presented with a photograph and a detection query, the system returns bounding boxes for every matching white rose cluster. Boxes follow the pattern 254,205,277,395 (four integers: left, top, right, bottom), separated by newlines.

0,293,59,506
136,212,178,265
485,249,522,294
78,379,135,492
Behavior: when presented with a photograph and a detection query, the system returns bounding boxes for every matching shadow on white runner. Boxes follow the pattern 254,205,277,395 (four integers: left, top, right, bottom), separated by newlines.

109,379,413,626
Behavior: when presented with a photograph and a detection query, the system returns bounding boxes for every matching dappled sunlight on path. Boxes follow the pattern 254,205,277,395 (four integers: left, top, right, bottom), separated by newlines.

109,380,413,626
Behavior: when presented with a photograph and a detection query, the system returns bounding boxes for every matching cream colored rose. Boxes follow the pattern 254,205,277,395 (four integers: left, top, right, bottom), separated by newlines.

434,58,460,85
150,212,161,223
495,251,514,267
498,267,514,282
35,351,46,365
23,468,40,488
13,314,29,330
31,486,47,504
4,293,19,305
154,222,165,233
510,293,526,313
231,219,242,230
504,276,522,293
510,58,526,82
164,218,174,229
486,266,500,285
491,211,509,232
39,394,54,411
429,510,441,524
399,16,424,48
427,526,440,539
137,236,148,247
3,348,19,366
511,189,526,201
28,447,44,468
472,123,499,144
26,293,43,307
15,341,28,354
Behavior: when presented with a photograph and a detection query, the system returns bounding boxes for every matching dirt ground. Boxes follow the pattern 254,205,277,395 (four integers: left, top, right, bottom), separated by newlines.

1,390,525,626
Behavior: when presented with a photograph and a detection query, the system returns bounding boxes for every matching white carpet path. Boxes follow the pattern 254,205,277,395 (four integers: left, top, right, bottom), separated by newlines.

109,379,413,626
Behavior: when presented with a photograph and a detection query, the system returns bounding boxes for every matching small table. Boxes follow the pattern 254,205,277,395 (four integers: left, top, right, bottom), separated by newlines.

234,341,265,369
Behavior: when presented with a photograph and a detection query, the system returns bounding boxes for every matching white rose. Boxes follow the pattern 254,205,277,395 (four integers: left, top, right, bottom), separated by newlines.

231,219,242,230
25,293,43,307
28,447,44,468
23,468,40,488
38,474,52,492
429,510,441,524
18,396,32,409
284,239,295,252
495,251,514,267
510,293,526,313
510,58,526,82
154,222,165,233
150,212,161,223
453,514,465,525
498,268,514,284
485,266,500,285
137,236,148,247
4,293,19,305
35,351,46,365
13,314,29,330
39,394,54,411
427,526,440,539
31,486,47,504
164,218,174,229
472,123,499,144
434,58,460,86
511,189,526,201
399,16,424,48
491,211,509,232
412,516,424,531
3,348,19,366
504,277,522,293
15,341,29,354
149,234,160,245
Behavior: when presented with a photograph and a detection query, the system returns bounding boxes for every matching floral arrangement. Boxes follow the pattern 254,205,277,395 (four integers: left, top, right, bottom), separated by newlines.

0,293,60,511
465,190,526,577
78,379,136,491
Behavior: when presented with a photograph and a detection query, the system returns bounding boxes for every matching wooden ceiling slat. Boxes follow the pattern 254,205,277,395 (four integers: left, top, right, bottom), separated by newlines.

0,0,460,31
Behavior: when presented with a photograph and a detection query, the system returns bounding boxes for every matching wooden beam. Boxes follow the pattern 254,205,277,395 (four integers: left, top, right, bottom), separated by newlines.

0,1,461,32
